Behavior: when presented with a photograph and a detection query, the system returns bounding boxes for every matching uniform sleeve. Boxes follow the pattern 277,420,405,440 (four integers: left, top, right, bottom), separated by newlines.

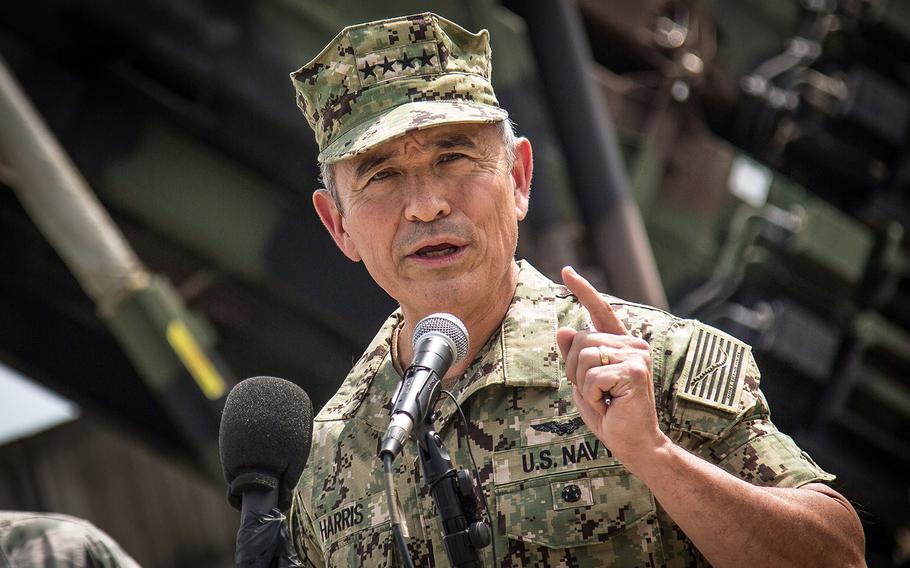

289,485,325,568
689,354,835,488
663,320,834,488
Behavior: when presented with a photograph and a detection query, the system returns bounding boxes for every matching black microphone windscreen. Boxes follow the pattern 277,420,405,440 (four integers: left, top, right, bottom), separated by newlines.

219,376,314,511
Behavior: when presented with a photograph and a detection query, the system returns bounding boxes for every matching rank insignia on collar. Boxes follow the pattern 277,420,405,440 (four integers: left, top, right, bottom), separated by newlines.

530,416,584,436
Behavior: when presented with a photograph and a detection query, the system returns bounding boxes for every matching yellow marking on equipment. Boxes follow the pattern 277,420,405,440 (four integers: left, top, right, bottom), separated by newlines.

166,320,227,400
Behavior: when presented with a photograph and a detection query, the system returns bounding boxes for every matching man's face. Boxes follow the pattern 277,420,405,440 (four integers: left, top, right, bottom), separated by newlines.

313,122,532,319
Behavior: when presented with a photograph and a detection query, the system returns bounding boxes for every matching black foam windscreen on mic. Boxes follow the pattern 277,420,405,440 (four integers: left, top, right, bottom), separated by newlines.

219,376,314,511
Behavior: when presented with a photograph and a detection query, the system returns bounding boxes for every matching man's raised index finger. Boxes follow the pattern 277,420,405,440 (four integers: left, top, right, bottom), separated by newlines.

561,266,629,335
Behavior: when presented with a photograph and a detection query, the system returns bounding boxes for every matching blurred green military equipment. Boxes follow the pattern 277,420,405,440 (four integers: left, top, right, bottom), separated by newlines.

582,2,910,565
0,53,232,478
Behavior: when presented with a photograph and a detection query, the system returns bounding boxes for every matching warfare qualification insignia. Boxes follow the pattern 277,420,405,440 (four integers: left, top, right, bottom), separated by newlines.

530,416,585,436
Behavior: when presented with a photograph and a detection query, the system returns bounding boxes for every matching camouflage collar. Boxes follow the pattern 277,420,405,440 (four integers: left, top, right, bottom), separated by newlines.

500,260,563,390
315,260,562,424
315,310,401,422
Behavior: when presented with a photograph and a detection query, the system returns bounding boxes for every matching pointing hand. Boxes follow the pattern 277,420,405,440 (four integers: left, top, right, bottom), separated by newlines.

556,267,667,468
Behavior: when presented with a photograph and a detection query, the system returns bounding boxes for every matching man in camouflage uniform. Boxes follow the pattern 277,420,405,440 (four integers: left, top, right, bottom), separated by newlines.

287,12,865,567
0,511,141,568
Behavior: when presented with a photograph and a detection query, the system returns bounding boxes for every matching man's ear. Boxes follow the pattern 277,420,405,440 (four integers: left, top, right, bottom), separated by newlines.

510,137,533,221
313,189,362,262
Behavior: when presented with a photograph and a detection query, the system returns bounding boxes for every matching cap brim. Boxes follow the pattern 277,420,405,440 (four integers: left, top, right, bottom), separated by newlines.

318,100,508,164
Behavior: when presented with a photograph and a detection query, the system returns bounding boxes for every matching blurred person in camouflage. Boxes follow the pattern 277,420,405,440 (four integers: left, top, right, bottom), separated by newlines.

0,511,140,568
286,12,865,567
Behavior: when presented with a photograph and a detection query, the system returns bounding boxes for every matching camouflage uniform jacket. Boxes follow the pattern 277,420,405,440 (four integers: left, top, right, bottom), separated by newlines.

289,260,833,567
0,511,141,568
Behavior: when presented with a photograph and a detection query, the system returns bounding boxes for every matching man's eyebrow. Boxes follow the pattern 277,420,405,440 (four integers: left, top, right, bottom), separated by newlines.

354,150,396,180
353,133,478,179
432,134,478,150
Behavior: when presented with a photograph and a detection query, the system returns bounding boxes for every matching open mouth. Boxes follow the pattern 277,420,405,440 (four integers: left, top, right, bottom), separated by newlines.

414,243,461,258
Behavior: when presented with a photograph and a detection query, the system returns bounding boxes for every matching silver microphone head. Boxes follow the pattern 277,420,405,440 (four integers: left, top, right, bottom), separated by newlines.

412,313,470,362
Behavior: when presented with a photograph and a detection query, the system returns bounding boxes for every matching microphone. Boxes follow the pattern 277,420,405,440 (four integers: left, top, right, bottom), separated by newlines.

219,376,313,567
380,313,469,460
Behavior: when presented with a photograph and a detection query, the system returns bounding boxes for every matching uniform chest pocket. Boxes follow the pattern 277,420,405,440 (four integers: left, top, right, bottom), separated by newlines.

324,522,394,568
494,465,656,549
492,435,659,552
316,493,396,567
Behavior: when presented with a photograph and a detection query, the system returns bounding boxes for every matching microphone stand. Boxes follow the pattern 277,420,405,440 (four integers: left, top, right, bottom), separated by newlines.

414,415,491,568
231,473,303,568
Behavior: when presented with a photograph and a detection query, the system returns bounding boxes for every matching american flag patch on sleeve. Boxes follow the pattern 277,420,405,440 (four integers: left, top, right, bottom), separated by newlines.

677,322,750,413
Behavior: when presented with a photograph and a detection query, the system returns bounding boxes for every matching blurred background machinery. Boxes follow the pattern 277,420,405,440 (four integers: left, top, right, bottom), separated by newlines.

0,0,908,566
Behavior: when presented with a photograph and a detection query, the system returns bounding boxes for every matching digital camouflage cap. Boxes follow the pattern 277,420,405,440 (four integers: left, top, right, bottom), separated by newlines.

290,12,508,164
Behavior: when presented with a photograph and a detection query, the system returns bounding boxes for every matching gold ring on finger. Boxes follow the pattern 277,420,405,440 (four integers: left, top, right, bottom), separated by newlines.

598,345,610,366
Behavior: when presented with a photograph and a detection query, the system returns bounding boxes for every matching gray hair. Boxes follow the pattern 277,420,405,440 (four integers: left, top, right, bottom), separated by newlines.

319,119,517,214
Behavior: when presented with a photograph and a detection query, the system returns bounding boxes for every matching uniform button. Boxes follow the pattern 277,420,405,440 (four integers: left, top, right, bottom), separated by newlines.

562,484,581,503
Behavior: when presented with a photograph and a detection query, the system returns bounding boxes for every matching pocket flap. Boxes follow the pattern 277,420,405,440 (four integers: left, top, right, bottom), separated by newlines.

493,436,656,549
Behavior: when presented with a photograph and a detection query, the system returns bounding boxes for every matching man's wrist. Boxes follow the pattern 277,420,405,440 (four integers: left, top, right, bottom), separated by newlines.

619,431,679,479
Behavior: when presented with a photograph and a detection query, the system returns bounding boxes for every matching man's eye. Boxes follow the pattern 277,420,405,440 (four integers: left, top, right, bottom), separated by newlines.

370,170,395,182
439,153,465,164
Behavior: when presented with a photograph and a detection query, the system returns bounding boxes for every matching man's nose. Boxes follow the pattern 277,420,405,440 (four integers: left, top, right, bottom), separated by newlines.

403,180,452,223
